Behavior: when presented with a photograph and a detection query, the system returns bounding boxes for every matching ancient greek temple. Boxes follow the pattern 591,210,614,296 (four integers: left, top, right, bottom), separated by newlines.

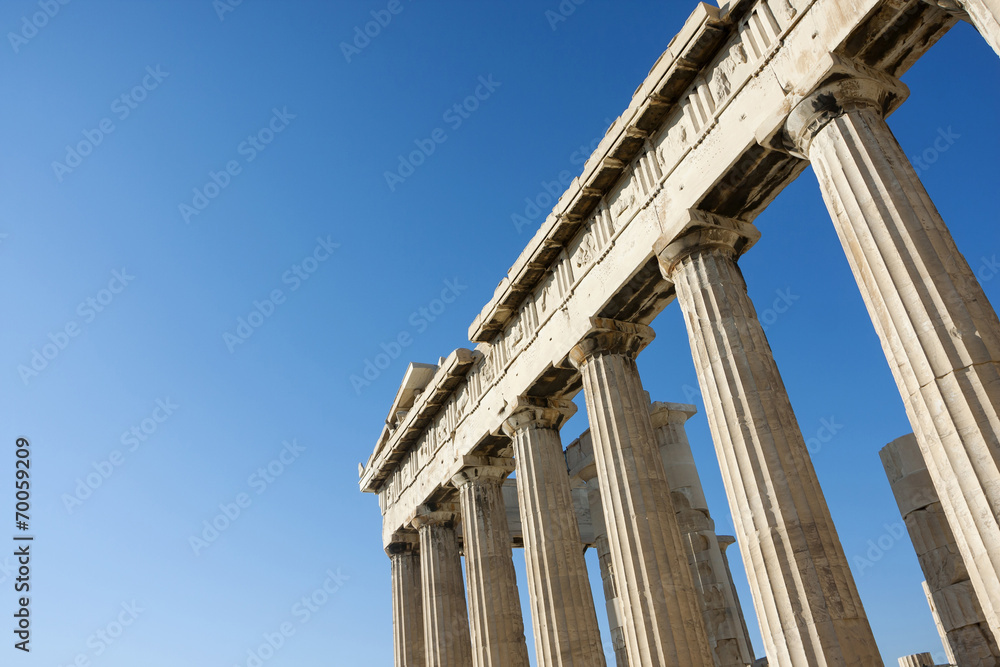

359,0,1000,664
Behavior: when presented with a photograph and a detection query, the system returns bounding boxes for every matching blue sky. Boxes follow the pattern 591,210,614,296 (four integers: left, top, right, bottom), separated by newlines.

0,1,997,665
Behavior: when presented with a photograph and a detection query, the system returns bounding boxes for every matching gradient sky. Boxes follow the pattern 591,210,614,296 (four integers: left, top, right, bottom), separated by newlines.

1,1,998,665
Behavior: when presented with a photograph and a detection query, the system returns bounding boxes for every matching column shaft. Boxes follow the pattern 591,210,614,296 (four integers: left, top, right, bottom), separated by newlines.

503,399,606,666
453,463,530,667
389,541,426,667
650,402,756,667
881,434,1000,666
415,512,473,666
792,79,1000,646
570,320,715,667
586,477,630,667
658,222,883,666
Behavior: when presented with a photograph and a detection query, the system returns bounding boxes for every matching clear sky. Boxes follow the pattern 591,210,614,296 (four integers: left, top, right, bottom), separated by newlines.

0,1,998,665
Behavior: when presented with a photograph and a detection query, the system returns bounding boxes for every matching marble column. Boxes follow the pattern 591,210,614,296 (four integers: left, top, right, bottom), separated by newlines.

656,215,882,666
412,508,473,667
452,460,530,667
786,69,1000,647
897,654,934,667
388,535,425,667
578,455,630,667
569,319,715,667
717,535,756,661
649,401,756,667
502,397,606,666
924,580,959,666
881,434,1000,666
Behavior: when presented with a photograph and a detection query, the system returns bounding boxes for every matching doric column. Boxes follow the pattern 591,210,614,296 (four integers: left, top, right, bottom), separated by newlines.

502,398,606,666
897,654,934,667
411,508,473,667
881,434,1000,665
785,66,1000,647
451,460,530,667
577,450,630,667
649,401,755,667
387,534,425,667
569,319,714,667
656,215,883,666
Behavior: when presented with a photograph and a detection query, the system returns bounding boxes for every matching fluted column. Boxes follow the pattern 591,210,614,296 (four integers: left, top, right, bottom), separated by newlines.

656,215,882,666
412,508,473,667
452,460,530,667
897,653,934,667
502,398,606,666
578,453,630,667
786,68,1000,647
649,401,755,667
881,434,1000,665
388,535,425,667
569,319,714,667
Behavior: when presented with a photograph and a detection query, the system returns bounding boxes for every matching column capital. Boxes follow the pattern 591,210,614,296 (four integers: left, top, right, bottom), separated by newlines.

568,316,654,369
385,529,420,556
501,396,577,436
451,456,516,488
786,80,906,158
752,54,909,157
410,504,460,530
655,210,760,279
649,401,698,430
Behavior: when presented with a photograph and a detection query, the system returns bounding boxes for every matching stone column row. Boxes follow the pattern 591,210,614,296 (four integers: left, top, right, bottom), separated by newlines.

391,462,532,667
393,307,878,667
